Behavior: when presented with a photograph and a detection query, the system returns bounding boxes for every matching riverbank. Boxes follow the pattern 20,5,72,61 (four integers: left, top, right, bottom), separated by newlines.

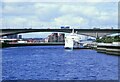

96,43,120,55
1,42,120,56
1,42,65,48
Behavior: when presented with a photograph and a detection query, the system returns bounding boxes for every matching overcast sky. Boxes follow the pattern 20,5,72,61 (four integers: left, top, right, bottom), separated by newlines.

0,0,119,38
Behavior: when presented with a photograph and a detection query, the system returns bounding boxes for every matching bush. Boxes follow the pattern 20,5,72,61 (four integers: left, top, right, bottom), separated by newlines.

96,35,120,43
113,35,120,42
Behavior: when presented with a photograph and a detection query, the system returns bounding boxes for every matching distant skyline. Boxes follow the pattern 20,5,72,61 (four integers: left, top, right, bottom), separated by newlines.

1,0,118,38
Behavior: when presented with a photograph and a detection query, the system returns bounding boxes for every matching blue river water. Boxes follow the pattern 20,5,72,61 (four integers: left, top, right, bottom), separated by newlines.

2,46,118,80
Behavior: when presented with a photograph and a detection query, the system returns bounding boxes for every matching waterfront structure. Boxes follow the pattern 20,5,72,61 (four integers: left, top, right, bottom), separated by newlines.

97,42,120,55
52,33,58,42
5,34,22,39
47,33,64,42
44,38,49,43
0,38,18,43
7,34,18,39
48,35,53,42
18,35,22,39
48,33,58,42
58,33,65,42
17,40,27,43
64,29,81,49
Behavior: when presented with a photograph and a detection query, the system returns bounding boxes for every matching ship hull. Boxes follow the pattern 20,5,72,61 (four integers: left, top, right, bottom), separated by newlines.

64,47,90,49
64,47,81,49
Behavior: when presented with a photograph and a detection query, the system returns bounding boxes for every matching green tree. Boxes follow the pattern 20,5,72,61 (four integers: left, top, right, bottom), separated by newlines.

114,35,120,42
96,35,120,43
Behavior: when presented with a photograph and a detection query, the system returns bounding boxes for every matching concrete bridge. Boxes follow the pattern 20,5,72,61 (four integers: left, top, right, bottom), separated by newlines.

1,29,120,38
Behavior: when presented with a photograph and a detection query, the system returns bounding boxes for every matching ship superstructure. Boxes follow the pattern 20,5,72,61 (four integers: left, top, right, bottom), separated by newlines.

64,29,81,49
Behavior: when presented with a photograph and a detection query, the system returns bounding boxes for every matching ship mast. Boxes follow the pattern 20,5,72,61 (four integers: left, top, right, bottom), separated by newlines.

72,28,74,34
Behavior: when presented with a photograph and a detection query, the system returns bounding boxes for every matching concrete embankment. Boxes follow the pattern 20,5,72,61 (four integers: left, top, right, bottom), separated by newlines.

96,43,120,55
1,42,65,48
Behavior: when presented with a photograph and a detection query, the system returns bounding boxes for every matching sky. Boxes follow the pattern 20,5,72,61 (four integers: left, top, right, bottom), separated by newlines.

0,0,119,38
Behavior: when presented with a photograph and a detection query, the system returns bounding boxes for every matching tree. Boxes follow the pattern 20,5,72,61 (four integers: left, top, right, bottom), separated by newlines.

114,35,120,42
96,35,120,43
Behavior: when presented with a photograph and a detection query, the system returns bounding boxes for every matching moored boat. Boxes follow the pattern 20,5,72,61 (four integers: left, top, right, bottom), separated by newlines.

64,29,81,49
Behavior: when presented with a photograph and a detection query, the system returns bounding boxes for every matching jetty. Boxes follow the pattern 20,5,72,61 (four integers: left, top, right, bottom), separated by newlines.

96,42,120,55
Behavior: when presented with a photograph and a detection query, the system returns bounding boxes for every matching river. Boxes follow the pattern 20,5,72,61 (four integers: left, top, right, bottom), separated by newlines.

2,46,118,80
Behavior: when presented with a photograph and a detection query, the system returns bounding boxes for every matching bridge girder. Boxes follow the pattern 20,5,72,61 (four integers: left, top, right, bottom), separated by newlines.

0,29,120,38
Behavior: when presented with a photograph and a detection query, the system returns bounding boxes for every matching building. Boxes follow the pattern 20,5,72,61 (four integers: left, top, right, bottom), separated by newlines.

18,35,22,39
52,33,58,42
47,33,58,42
6,34,22,39
7,34,18,39
44,38,49,43
58,33,65,42
48,35,53,42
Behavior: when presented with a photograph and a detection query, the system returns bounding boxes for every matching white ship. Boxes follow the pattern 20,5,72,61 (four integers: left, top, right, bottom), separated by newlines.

64,29,81,49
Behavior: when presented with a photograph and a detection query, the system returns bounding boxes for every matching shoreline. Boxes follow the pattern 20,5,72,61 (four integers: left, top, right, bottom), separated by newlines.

0,42,65,48
96,43,120,56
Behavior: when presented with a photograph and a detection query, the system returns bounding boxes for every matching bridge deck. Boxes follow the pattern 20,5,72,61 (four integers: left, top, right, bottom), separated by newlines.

1,29,120,37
